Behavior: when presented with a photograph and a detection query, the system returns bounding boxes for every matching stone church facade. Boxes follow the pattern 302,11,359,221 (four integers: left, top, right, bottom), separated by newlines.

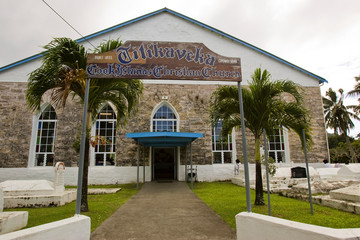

0,9,328,184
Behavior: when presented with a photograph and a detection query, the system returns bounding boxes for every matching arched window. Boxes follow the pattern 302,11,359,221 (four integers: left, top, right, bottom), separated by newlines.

152,104,177,132
35,105,57,166
94,104,116,166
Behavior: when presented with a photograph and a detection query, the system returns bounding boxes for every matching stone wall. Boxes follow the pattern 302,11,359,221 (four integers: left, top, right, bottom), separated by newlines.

53,98,83,167
0,82,32,167
0,82,328,168
288,86,328,163
117,83,219,166
0,82,83,168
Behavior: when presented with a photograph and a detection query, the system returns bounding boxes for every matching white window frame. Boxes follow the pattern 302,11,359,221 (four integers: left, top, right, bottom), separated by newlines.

28,103,57,167
212,121,234,164
268,127,290,163
91,104,117,166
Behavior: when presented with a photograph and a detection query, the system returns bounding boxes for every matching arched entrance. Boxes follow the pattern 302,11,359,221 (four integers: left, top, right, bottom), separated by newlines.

151,103,179,180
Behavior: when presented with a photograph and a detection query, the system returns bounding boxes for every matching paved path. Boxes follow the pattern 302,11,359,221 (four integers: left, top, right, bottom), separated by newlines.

91,181,236,240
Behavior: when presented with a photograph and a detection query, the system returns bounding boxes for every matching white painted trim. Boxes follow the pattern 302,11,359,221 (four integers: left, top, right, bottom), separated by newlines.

231,129,237,163
177,146,181,180
28,114,39,168
0,215,90,240
283,127,290,163
236,212,360,240
90,103,117,166
143,79,239,86
28,103,54,168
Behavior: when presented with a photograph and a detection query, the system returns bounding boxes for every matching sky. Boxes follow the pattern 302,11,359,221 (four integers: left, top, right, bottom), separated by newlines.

1,0,360,137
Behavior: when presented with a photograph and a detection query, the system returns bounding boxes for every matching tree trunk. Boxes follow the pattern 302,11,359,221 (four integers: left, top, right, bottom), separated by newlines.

80,111,92,212
254,137,264,205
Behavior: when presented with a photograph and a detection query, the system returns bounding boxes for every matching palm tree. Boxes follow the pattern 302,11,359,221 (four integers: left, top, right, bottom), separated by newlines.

348,74,360,114
26,38,143,212
323,88,359,163
210,68,312,205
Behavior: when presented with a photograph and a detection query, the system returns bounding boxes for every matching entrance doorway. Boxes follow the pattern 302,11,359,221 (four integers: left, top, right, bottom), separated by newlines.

154,148,175,180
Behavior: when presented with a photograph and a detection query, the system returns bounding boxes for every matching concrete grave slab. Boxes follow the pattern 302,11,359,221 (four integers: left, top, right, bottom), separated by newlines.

0,180,55,196
292,180,359,194
316,168,340,179
271,167,319,179
0,211,28,235
3,190,76,209
330,184,360,202
88,188,121,195
338,165,360,179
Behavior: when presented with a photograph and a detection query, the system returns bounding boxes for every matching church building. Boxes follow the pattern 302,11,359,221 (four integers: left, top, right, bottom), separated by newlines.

0,8,328,184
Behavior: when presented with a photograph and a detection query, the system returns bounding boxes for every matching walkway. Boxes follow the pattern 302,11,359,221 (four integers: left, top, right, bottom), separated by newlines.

91,181,236,240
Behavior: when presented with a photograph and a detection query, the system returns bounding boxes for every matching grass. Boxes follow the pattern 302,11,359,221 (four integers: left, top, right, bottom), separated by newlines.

6,181,360,232
190,181,360,229
6,183,140,232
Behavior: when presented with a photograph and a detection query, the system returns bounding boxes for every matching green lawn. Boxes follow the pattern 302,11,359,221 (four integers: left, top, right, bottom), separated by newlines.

6,184,139,232
6,181,360,232
191,181,360,229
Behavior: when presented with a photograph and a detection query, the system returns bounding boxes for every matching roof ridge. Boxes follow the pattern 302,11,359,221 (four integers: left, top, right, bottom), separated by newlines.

0,8,327,83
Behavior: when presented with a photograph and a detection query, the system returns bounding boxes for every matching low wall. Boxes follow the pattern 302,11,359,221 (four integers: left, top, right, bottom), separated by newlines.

0,164,358,185
0,167,152,185
0,215,90,240
0,165,235,185
236,212,360,240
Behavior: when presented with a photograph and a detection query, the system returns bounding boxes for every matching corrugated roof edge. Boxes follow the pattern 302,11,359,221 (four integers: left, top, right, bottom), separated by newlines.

0,8,327,84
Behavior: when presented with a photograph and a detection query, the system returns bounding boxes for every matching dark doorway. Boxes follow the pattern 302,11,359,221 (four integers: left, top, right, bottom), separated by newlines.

154,148,175,180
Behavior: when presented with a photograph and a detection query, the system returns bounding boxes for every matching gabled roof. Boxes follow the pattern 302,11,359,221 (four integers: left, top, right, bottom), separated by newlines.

0,8,327,83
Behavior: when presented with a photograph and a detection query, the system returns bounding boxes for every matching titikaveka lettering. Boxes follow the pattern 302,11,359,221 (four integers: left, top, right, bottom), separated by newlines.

116,43,215,66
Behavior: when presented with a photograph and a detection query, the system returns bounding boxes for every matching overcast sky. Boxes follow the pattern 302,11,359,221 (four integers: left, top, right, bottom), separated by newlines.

1,0,360,136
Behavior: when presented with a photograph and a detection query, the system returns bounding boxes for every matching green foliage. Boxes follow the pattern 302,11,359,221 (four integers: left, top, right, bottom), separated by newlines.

26,37,144,126
327,133,353,149
261,156,277,176
6,184,140,232
191,182,360,229
26,37,144,211
210,68,312,205
323,88,359,135
330,139,360,163
323,88,360,163
210,67,313,152
347,74,360,115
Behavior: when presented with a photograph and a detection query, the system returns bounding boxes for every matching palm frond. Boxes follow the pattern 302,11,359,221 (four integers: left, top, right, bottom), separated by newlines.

209,67,312,147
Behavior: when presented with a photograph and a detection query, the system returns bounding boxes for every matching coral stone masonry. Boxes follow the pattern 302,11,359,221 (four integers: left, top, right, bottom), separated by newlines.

0,8,328,184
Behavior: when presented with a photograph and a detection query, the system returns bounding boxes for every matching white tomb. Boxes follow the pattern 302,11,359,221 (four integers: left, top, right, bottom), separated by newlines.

0,162,76,208
1,180,56,196
337,165,360,180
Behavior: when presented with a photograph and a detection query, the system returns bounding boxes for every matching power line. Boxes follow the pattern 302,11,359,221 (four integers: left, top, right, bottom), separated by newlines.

41,0,96,49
